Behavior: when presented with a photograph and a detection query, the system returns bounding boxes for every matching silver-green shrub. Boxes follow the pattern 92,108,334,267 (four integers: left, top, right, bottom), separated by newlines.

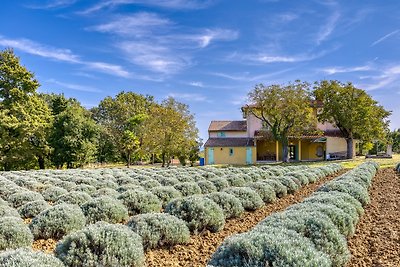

287,172,309,185
150,186,182,207
396,162,400,172
81,196,128,224
42,186,68,202
205,192,244,219
18,200,51,219
127,213,190,249
117,189,161,215
165,196,225,233
208,226,331,267
116,184,144,193
209,177,230,191
74,184,97,195
7,191,44,208
222,187,263,211
0,248,64,267
318,180,370,206
173,182,202,196
262,179,287,198
91,188,119,198
0,205,20,218
55,191,92,206
55,222,145,267
286,202,355,237
247,182,276,203
197,180,217,194
0,217,33,250
29,203,86,239
256,211,350,266
275,176,300,194
139,179,161,189
225,176,246,187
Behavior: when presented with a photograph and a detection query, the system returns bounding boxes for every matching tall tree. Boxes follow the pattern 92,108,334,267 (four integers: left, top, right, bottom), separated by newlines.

0,49,52,170
314,80,391,159
92,92,153,166
389,129,400,153
142,97,199,167
45,94,98,168
246,81,317,162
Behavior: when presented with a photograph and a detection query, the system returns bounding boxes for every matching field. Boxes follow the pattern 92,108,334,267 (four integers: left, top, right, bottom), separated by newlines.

0,160,399,266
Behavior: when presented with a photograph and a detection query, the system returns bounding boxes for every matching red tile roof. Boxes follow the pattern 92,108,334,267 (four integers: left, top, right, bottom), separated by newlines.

208,121,247,132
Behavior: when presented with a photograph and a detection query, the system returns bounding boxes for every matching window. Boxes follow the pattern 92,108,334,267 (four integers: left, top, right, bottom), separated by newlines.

217,132,226,137
229,148,234,156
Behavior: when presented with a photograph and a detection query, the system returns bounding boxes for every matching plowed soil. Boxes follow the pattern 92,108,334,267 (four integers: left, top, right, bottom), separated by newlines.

145,170,347,267
347,168,400,267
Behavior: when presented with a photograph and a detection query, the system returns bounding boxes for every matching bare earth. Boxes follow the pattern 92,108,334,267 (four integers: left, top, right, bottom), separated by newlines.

347,168,400,267
145,170,347,267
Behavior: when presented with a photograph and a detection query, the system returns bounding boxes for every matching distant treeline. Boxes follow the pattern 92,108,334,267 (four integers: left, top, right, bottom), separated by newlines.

0,49,200,171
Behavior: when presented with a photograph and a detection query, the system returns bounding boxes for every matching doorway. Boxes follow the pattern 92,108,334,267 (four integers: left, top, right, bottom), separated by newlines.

288,145,296,160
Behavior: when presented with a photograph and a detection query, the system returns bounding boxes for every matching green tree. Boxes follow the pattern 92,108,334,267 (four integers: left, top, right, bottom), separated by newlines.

389,129,400,153
246,81,317,162
92,92,153,166
0,49,52,170
45,94,98,168
314,80,391,159
142,97,199,167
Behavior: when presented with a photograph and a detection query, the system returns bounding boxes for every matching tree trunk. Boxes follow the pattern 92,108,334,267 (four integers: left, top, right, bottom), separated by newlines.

282,144,289,163
161,153,166,167
346,138,354,159
38,155,45,169
127,153,131,168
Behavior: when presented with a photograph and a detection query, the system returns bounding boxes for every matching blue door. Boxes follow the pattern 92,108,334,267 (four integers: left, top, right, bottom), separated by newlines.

246,147,252,164
208,148,214,164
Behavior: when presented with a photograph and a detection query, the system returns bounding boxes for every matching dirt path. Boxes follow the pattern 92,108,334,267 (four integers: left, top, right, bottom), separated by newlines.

145,170,348,267
347,168,400,267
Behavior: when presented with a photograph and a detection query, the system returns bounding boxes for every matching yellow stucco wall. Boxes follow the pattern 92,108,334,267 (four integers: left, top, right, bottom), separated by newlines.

256,140,276,160
205,146,256,165
326,137,356,157
300,140,325,160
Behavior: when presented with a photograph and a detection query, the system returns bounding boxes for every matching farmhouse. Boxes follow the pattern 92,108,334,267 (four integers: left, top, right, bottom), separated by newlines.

204,105,357,165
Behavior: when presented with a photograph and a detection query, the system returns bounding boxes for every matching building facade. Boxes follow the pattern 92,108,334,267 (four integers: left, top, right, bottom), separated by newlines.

204,109,356,165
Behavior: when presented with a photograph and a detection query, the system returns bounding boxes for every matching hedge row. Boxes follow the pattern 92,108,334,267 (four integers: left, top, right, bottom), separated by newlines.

208,161,378,267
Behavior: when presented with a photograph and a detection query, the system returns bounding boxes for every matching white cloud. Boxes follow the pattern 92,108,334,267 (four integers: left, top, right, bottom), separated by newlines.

211,68,294,82
46,79,102,93
356,65,400,91
79,0,213,15
321,65,371,75
168,92,209,102
0,35,131,78
188,29,239,48
87,13,172,37
316,10,340,44
25,0,78,9
189,81,204,87
371,29,400,47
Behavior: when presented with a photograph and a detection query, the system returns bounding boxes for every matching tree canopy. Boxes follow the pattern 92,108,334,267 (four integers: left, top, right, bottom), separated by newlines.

314,80,391,159
246,81,317,162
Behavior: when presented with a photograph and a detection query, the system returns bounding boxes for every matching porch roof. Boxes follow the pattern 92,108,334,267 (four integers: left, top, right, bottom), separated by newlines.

204,138,254,147
254,129,344,139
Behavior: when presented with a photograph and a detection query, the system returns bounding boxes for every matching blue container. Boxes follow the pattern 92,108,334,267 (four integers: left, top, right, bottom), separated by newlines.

199,157,205,166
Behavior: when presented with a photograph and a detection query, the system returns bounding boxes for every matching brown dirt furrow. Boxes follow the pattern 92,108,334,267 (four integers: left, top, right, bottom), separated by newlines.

145,170,348,267
347,168,400,267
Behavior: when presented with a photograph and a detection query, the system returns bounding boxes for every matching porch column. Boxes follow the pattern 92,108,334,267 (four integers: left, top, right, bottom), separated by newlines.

275,141,279,161
298,140,302,161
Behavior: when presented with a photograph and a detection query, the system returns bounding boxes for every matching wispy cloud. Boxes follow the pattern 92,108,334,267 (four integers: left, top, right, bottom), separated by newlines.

46,79,102,93
87,12,172,37
211,68,295,82
320,65,371,75
356,65,400,91
0,35,131,78
25,0,78,9
371,29,400,47
188,81,204,87
79,0,213,15
316,10,340,44
167,92,210,102
87,13,238,74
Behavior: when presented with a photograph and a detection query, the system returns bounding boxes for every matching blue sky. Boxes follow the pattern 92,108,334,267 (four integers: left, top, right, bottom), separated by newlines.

1,0,400,142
